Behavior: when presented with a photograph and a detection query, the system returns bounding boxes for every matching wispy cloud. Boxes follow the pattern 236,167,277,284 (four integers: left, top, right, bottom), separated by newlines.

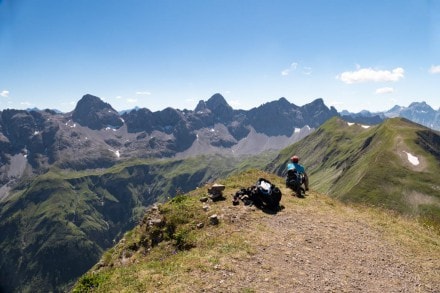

135,91,151,96
375,87,394,94
127,98,138,103
429,65,440,74
0,90,10,97
282,62,312,76
281,62,298,76
337,67,404,84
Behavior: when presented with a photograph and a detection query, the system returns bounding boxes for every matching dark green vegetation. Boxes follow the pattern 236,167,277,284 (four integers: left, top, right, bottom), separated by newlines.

2,117,440,292
270,117,440,230
0,154,275,293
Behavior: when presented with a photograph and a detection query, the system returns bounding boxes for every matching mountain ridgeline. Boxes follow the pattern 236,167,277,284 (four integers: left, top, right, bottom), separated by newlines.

270,117,440,226
70,117,440,292
0,93,439,292
0,94,336,191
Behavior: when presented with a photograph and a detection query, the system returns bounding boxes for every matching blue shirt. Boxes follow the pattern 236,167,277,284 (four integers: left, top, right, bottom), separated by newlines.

287,162,305,174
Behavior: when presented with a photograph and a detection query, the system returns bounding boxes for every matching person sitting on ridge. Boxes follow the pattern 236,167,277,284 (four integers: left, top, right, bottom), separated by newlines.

286,155,309,191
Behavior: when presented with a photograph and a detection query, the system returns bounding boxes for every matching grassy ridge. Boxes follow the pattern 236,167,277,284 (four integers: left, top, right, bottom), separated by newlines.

269,117,440,230
72,169,440,292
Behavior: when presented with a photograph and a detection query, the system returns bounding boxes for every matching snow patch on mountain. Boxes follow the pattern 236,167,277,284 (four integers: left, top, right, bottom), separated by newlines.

403,151,419,166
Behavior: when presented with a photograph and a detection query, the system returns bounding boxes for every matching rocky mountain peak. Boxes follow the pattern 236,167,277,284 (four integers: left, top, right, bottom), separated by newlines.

205,93,231,111
194,100,208,113
74,94,111,111
408,101,433,111
204,93,234,122
305,98,326,108
72,94,123,130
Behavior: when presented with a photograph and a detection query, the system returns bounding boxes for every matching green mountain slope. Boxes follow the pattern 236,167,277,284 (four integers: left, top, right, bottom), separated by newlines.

72,169,440,292
270,117,440,228
0,154,274,293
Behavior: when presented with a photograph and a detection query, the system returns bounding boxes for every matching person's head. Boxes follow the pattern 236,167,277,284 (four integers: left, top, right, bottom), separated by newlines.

291,155,299,163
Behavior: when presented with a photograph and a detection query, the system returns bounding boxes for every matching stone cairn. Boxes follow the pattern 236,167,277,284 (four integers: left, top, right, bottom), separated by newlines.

207,183,226,201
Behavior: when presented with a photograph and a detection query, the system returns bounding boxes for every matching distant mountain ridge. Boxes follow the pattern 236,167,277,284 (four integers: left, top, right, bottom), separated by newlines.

0,93,337,197
1,108,439,292
341,101,440,131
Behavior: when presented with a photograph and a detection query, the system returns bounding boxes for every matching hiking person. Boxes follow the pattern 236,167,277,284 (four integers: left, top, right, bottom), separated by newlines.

286,155,309,191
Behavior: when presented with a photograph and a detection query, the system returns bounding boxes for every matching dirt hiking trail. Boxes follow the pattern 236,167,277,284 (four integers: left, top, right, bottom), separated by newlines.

193,188,440,293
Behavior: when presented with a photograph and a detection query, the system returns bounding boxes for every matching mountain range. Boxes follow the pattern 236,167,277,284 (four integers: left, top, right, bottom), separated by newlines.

71,116,440,292
341,101,440,131
0,94,439,292
0,93,338,199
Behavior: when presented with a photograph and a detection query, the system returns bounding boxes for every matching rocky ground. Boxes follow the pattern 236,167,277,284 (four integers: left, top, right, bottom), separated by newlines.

189,189,440,293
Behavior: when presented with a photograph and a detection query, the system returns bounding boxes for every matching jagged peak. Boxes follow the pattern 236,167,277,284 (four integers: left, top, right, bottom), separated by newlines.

194,100,208,113
73,94,117,113
387,105,404,112
205,93,232,111
277,97,293,107
408,101,433,111
305,98,326,107
72,94,122,130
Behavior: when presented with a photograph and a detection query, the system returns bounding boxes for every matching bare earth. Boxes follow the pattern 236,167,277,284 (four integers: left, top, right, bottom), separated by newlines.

192,189,440,293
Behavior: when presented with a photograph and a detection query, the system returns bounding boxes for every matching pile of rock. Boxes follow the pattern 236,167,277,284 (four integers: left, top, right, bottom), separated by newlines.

207,183,226,201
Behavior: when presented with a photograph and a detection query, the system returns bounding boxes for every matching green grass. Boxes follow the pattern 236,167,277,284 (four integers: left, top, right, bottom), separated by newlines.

71,169,440,292
268,117,440,230
1,153,276,293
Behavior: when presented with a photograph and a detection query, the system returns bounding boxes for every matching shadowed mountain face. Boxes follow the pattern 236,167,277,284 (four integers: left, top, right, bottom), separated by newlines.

72,94,124,130
0,93,336,192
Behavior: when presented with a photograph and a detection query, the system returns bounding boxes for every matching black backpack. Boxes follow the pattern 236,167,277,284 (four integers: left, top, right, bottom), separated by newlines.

286,169,302,188
254,178,282,211
233,178,282,211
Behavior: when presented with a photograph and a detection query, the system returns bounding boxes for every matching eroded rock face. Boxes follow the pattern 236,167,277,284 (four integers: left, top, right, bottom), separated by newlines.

72,94,123,130
0,93,335,185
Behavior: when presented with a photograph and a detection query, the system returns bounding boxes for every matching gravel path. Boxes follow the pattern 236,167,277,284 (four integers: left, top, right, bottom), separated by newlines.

197,190,440,293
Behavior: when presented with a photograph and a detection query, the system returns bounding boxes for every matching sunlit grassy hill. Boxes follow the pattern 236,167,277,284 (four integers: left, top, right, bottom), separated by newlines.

0,154,274,293
270,117,440,229
72,169,440,292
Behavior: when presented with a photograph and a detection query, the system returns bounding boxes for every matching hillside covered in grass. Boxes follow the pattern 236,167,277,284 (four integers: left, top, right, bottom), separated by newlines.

270,117,440,230
0,154,275,293
72,169,440,292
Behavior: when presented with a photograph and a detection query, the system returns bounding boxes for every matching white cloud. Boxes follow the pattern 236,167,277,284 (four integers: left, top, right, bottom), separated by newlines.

429,65,440,74
281,62,298,76
127,98,138,103
135,91,151,95
375,87,394,94
0,90,10,97
281,69,290,76
115,95,123,100
337,67,405,84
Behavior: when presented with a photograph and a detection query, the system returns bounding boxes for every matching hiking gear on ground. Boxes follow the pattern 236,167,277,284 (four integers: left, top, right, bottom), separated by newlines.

233,178,282,211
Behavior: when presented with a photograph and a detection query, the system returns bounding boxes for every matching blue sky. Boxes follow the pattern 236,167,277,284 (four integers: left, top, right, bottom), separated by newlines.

0,0,439,113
